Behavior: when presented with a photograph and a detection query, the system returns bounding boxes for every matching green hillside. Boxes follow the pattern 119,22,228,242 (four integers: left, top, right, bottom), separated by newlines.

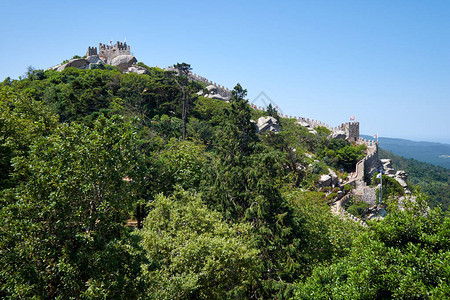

379,148,450,210
0,65,448,298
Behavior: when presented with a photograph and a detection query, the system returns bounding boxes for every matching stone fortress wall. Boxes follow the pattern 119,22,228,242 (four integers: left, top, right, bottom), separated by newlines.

250,105,373,146
86,41,131,64
163,66,232,99
189,73,232,98
163,66,377,152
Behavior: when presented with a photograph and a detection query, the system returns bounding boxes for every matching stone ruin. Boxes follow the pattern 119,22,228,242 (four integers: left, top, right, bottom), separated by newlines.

49,41,148,75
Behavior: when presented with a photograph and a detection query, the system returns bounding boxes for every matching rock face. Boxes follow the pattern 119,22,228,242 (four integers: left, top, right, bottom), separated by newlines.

297,121,310,128
206,85,217,93
380,159,392,169
86,55,101,64
329,130,347,139
209,94,229,101
328,168,338,186
65,58,89,68
365,204,387,220
318,175,332,187
53,58,89,71
395,177,408,188
256,116,280,133
203,85,231,101
51,56,106,72
127,66,150,75
296,120,317,134
396,170,408,180
110,55,137,71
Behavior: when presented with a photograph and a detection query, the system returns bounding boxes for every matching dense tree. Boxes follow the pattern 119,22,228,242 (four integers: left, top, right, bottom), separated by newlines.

1,63,447,299
0,86,58,190
173,63,192,140
266,103,279,121
0,116,146,298
140,189,260,299
293,194,450,299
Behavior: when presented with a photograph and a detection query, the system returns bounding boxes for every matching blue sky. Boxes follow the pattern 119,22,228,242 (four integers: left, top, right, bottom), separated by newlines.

1,0,449,143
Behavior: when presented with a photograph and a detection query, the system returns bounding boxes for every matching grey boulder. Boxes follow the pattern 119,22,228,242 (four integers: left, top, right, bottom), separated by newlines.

127,66,150,75
256,116,280,133
329,130,347,139
110,55,137,71
56,58,89,71
318,175,332,187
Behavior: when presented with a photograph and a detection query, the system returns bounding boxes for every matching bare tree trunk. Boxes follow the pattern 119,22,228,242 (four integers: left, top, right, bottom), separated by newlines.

182,89,187,140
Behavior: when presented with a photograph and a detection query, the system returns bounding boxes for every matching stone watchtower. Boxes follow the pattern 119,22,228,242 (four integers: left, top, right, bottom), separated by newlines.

86,46,98,56
97,41,131,63
345,121,359,142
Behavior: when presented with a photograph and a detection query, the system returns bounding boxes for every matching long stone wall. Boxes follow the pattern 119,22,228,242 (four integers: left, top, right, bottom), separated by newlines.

190,72,232,98
162,67,378,150
363,145,380,181
163,67,232,99
250,104,335,131
355,143,379,180
332,194,368,227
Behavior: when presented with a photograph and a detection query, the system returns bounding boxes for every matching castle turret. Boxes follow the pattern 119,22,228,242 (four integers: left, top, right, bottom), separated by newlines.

86,46,97,56
346,121,359,142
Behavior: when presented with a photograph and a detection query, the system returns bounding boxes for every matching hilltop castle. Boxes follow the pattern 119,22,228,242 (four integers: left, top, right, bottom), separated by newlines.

86,41,131,63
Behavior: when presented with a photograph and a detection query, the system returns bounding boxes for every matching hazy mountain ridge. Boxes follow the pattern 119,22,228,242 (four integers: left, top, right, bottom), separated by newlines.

361,135,450,169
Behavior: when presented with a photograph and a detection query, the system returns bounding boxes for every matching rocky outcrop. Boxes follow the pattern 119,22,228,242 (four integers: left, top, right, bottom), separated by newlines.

329,130,347,139
319,175,332,187
86,55,101,64
328,168,338,186
110,55,137,71
380,159,409,192
127,66,150,75
209,94,230,101
395,177,408,188
201,84,231,102
206,85,217,93
318,169,340,188
396,170,408,180
51,58,90,71
65,58,89,68
364,204,387,220
51,55,107,72
297,120,317,135
256,116,280,133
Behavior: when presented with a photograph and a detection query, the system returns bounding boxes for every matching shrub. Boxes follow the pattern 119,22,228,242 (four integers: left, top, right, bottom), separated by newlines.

347,201,369,218
322,187,331,193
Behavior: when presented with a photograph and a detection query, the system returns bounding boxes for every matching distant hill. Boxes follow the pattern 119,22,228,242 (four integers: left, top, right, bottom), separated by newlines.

378,148,450,210
361,135,450,169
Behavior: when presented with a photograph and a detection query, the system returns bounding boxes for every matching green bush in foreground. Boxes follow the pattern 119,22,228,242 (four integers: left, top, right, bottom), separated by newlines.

293,194,450,299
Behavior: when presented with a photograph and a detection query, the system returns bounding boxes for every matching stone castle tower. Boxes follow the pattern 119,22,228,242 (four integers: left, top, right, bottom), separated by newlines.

345,121,360,142
85,41,131,63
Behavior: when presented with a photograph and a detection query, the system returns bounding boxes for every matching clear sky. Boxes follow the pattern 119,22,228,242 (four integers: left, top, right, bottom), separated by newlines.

1,0,449,143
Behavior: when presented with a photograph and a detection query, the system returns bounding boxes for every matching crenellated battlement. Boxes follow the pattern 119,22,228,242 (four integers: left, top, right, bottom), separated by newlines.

162,65,365,144
93,41,131,63
163,66,232,99
86,46,97,56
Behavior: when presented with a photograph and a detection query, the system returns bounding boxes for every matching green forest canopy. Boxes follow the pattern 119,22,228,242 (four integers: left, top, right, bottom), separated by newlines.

0,65,448,298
